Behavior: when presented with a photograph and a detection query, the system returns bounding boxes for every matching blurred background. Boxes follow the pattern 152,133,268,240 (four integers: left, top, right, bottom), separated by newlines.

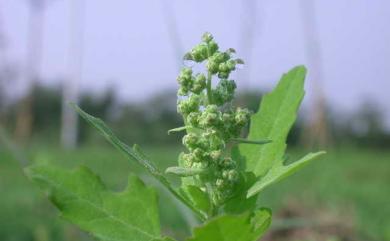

0,0,389,241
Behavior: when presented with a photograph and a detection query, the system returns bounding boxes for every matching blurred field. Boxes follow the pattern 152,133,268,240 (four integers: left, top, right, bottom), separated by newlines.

0,143,389,241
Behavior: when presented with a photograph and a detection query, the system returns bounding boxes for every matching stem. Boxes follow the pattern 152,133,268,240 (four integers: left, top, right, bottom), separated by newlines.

206,71,213,104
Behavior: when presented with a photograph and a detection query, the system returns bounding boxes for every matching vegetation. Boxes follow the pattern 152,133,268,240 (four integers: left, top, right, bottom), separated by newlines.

23,33,325,241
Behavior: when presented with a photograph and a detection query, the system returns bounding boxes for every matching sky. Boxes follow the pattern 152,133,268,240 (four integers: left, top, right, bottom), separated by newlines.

1,0,390,125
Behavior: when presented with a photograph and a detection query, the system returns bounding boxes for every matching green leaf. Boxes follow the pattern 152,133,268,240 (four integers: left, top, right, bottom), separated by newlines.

186,209,271,241
166,166,207,177
231,138,272,145
25,165,175,241
240,66,306,175
72,104,206,221
247,151,325,197
236,66,325,197
179,185,211,216
222,172,258,214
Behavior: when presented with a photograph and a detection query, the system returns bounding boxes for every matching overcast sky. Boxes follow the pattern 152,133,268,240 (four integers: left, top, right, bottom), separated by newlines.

2,0,390,125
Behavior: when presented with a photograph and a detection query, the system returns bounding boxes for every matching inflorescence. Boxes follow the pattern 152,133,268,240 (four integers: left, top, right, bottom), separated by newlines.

173,32,251,207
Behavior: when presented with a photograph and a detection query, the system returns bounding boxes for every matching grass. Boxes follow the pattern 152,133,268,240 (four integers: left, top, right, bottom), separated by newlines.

0,143,389,241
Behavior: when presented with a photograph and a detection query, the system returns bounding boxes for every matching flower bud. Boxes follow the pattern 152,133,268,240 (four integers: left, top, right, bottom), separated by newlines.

207,59,219,74
208,40,219,55
178,87,189,96
220,157,235,168
222,170,229,179
216,178,225,189
215,52,230,63
219,62,230,72
218,71,230,79
193,148,205,159
177,95,200,115
202,32,214,43
226,59,236,71
192,74,207,94
191,44,208,62
182,133,198,149
227,169,239,182
210,150,222,161
235,108,251,126
181,153,194,167
187,112,200,126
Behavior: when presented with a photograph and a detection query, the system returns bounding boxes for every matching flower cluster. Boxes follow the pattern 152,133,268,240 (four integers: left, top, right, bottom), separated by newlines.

175,33,251,206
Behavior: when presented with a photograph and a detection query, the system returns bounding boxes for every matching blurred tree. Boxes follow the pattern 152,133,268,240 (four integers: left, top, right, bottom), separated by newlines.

349,101,390,148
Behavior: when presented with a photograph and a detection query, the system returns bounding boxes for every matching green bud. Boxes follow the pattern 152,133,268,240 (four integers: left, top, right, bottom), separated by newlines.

220,157,235,168
226,48,236,54
207,59,219,74
213,79,236,105
183,52,193,61
187,112,200,126
182,133,198,149
218,71,230,79
181,153,194,167
226,59,236,71
227,170,239,182
235,107,251,126
177,95,200,115
192,74,207,94
208,40,219,55
215,52,230,63
210,150,222,161
202,32,214,43
193,148,205,159
219,62,230,72
222,170,229,179
205,104,219,113
216,178,225,189
199,106,222,127
222,113,233,122
178,87,188,96
235,58,245,64
191,44,208,62
209,134,225,150
182,67,192,76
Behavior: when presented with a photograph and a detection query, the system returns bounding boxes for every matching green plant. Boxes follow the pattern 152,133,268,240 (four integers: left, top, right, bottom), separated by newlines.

25,33,325,241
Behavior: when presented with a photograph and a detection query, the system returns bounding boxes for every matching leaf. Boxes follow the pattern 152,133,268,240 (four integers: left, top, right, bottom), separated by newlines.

240,66,307,176
235,66,325,197
186,209,271,241
222,172,258,214
166,166,207,177
179,185,211,216
72,104,160,177
25,165,175,241
247,151,325,197
231,138,272,145
72,104,206,221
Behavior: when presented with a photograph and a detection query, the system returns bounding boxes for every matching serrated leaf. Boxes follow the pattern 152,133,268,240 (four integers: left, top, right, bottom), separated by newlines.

186,209,271,241
25,165,175,241
240,66,306,175
72,104,206,221
236,66,325,197
247,151,325,197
